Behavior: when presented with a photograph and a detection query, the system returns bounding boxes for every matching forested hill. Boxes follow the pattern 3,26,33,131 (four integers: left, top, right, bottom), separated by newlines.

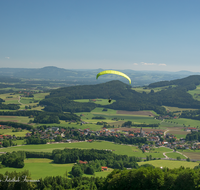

39,77,200,114
44,80,131,100
149,75,200,89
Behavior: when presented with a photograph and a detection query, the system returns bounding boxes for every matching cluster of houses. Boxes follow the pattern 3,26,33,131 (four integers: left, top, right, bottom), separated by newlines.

0,125,12,129
24,126,200,150
18,91,36,97
0,123,200,150
25,127,164,146
185,127,199,132
78,160,108,171
26,127,66,140
0,135,15,146
0,125,17,146
0,125,18,145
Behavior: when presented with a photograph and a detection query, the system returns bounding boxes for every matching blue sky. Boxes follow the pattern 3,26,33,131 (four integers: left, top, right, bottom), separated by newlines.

1,0,200,71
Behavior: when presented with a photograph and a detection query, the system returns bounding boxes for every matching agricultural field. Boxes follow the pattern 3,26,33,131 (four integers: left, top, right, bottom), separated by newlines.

188,85,200,101
160,121,184,128
15,139,26,145
74,98,116,105
0,158,74,180
73,107,161,131
57,121,104,131
132,85,177,94
0,153,105,179
166,118,200,128
0,92,49,111
0,141,184,159
165,152,187,159
116,110,157,116
0,93,20,104
178,150,200,160
163,106,197,112
0,128,30,137
137,160,199,169
166,129,190,139
91,107,117,114
91,114,160,124
0,116,31,124
33,93,49,101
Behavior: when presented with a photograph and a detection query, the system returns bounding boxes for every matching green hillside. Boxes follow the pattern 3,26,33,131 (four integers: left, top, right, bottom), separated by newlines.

39,76,200,116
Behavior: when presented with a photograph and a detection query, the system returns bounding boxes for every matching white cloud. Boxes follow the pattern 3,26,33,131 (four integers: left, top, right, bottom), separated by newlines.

133,63,138,65
141,62,156,66
5,57,10,59
158,63,166,66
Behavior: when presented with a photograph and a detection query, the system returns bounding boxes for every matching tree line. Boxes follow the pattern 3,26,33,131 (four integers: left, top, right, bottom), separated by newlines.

0,152,25,168
71,158,139,177
0,103,20,110
1,166,200,189
33,111,80,124
180,109,200,120
0,121,33,130
186,131,200,141
122,121,159,128
0,111,80,124
95,136,147,145
52,148,141,164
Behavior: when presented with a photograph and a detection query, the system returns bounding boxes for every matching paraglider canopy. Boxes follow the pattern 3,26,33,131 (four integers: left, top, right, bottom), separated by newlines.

96,70,131,84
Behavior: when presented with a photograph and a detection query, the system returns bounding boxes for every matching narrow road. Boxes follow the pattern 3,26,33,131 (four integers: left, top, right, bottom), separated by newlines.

18,96,25,105
163,150,188,159
164,129,169,136
163,151,173,159
176,151,188,158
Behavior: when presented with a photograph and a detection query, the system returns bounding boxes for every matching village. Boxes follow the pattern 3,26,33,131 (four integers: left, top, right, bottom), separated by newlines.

0,123,199,151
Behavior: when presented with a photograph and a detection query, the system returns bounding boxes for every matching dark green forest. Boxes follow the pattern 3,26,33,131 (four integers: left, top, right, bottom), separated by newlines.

186,131,200,141
1,166,200,190
0,111,80,124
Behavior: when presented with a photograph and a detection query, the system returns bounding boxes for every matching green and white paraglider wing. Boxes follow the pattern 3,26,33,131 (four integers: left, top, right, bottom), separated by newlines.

96,70,131,84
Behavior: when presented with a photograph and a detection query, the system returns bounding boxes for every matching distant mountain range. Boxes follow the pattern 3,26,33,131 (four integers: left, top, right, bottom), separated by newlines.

0,66,199,86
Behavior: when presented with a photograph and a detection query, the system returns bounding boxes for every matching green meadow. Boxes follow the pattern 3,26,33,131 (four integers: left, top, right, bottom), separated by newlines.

46,121,104,131
0,154,197,180
163,106,197,112
0,158,114,179
0,116,31,124
132,85,177,94
137,160,199,169
91,107,117,114
171,134,188,139
188,85,200,101
74,98,116,105
165,152,187,159
0,128,30,137
0,141,174,158
15,139,26,145
180,149,200,153
159,122,183,129
0,158,74,180
167,118,200,128
33,93,49,101
91,114,160,125
20,97,35,104
0,92,49,111
2,94,20,104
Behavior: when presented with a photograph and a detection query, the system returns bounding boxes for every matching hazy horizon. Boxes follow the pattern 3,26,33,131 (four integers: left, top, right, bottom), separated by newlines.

0,66,199,74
